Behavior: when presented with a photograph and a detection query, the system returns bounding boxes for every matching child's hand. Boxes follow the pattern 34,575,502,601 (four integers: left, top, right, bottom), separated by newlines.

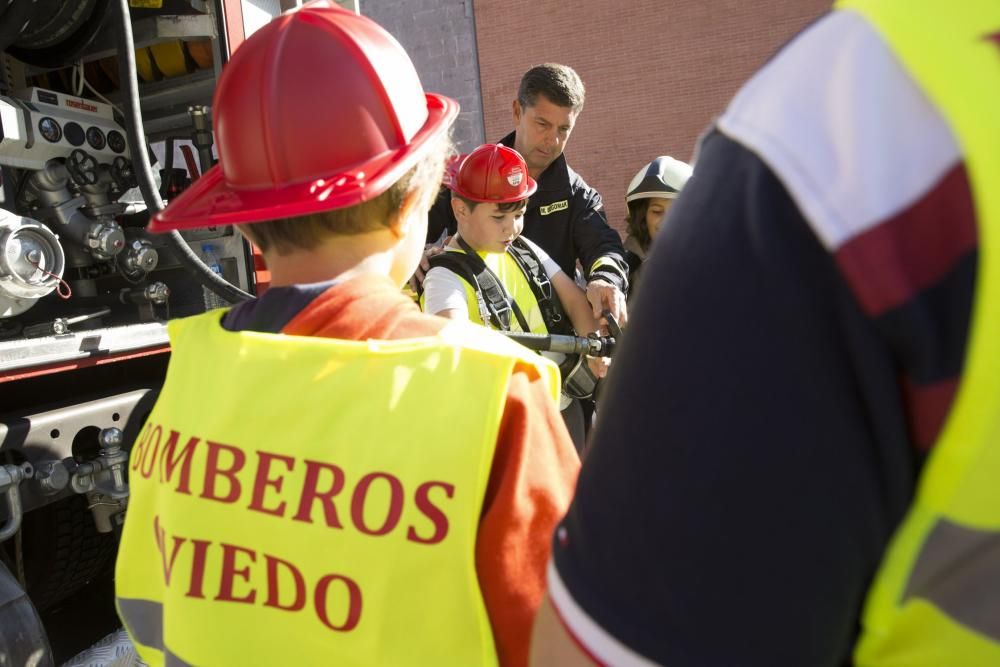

586,355,610,379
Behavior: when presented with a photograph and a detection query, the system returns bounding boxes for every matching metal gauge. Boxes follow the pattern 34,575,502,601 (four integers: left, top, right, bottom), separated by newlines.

63,121,85,147
107,130,126,154
38,117,62,142
86,126,106,150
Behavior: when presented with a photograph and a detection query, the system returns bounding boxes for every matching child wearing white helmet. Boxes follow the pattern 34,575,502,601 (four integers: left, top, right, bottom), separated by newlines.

623,156,693,296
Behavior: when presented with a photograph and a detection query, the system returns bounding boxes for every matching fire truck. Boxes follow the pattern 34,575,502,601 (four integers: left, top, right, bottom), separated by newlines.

0,0,328,662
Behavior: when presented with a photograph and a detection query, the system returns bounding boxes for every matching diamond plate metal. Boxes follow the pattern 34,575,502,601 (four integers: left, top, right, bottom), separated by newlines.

61,628,147,667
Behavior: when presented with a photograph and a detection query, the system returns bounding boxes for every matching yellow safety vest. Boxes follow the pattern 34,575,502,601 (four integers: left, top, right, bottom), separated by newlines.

831,1,1000,664
115,310,559,666
425,247,550,334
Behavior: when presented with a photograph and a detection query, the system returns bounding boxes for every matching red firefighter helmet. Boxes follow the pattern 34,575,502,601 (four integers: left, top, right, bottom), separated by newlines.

447,144,537,203
149,1,459,232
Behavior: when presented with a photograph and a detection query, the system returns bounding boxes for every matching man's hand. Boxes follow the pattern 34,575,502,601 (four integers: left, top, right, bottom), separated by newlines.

408,237,451,292
586,279,627,328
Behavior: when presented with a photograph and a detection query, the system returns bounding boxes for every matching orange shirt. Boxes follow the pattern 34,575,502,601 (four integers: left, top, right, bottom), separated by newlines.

281,273,580,667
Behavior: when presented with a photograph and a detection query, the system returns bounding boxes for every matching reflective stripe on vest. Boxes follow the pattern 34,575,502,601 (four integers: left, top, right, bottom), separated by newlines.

832,1,1000,664
114,310,558,666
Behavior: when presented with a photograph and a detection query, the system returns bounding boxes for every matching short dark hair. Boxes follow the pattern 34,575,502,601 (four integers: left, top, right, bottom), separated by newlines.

517,63,585,112
452,193,527,214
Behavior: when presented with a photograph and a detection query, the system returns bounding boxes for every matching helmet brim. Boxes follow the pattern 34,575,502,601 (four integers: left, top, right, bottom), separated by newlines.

447,176,538,204
148,93,459,233
625,190,681,203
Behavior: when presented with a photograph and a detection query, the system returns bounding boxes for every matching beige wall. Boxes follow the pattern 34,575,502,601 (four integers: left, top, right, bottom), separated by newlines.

474,0,830,234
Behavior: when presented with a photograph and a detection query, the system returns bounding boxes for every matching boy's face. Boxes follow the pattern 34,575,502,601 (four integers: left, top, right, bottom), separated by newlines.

453,199,527,254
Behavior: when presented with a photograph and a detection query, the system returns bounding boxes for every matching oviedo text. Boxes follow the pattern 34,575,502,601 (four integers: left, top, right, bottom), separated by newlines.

128,421,459,633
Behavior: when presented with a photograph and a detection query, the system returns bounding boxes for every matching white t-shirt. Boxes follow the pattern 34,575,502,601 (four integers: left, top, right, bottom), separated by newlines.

422,236,562,319
422,237,571,409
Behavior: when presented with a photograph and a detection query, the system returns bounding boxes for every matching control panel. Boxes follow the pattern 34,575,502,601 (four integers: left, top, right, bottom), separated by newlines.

0,88,129,171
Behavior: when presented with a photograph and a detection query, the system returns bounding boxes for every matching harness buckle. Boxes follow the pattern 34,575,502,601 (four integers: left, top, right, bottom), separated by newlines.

488,299,514,330
475,292,493,325
536,273,553,300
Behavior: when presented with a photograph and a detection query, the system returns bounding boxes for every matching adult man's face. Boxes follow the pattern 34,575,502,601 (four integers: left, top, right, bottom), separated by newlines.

512,95,578,177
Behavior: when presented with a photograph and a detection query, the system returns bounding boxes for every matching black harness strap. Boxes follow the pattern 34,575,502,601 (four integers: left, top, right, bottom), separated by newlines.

426,238,596,397
506,238,573,336
428,240,529,332
428,237,572,336
503,239,595,394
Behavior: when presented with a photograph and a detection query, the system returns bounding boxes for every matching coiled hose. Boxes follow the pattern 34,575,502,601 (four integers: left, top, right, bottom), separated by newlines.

113,0,251,303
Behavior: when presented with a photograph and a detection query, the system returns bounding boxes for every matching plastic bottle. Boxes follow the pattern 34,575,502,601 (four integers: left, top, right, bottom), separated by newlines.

201,242,228,311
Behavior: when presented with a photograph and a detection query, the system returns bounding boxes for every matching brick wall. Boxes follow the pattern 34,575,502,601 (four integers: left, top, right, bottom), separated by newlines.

473,0,829,234
360,0,485,152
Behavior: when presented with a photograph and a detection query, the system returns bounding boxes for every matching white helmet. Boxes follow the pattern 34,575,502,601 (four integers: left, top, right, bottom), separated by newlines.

625,156,692,203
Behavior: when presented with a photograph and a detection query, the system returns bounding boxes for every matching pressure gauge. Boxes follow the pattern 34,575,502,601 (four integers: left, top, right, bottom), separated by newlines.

107,130,126,154
63,121,85,147
38,117,62,143
86,126,106,150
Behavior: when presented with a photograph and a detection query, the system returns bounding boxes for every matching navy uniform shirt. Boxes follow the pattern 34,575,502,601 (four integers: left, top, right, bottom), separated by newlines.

547,9,977,665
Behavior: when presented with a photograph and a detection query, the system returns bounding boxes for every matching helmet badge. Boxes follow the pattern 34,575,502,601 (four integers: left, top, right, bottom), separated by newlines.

505,166,523,187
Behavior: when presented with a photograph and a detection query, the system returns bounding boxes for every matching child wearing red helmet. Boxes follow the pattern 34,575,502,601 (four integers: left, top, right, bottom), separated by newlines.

115,5,578,667
421,144,608,449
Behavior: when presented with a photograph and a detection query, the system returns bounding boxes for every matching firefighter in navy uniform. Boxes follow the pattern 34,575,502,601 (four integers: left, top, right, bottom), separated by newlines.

422,64,629,328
